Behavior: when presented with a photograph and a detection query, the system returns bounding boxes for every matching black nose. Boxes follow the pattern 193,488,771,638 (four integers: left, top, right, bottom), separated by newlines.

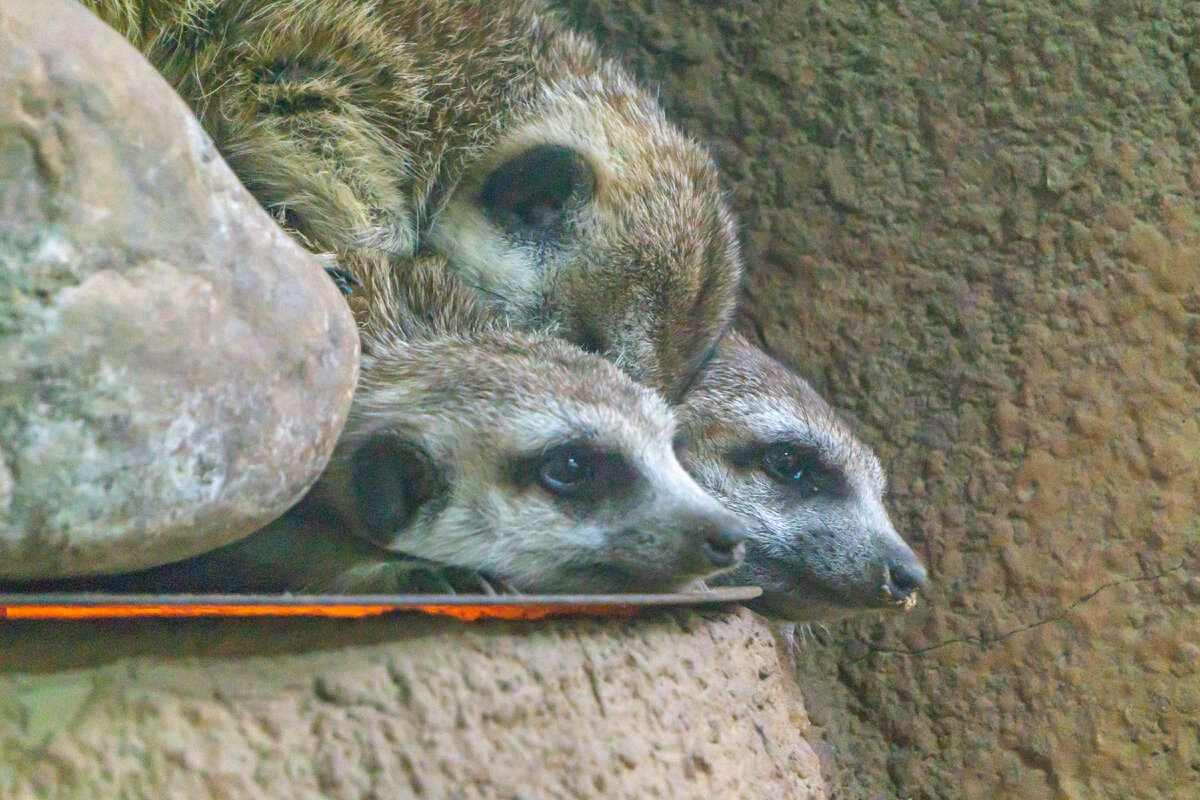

885,549,927,602
699,517,747,569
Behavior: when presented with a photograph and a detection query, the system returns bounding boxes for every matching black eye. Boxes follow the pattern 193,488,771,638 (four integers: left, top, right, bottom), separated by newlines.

479,144,595,233
538,444,597,495
761,442,840,497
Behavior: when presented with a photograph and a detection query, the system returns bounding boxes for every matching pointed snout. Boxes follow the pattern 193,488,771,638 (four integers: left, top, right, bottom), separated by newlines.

883,542,927,606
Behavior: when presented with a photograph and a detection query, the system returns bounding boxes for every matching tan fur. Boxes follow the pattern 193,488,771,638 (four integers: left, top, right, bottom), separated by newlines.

677,333,926,620
82,0,741,400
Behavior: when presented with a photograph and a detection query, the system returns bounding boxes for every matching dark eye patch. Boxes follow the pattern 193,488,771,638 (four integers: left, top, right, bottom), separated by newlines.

506,439,637,509
349,435,448,547
478,144,596,235
761,441,847,497
727,440,848,499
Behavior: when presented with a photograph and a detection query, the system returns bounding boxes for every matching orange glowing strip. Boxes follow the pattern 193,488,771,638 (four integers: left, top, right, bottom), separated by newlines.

0,586,760,621
1,604,394,619
415,604,638,621
0,603,641,621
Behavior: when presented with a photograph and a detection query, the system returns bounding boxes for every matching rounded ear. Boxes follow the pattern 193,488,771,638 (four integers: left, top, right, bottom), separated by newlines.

348,435,446,549
478,144,595,233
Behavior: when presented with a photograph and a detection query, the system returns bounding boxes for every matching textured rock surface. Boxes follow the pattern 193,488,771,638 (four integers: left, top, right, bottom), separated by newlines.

564,1,1200,798
0,0,359,578
0,609,825,799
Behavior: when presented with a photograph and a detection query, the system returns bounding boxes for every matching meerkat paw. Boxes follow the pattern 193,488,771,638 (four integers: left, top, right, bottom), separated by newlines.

471,572,523,596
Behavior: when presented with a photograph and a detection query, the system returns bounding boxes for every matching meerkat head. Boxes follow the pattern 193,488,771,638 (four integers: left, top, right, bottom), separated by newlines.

676,334,927,620
317,329,747,593
426,48,741,403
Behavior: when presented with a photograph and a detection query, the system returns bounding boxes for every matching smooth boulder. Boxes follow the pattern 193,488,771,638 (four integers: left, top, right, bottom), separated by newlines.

0,0,359,579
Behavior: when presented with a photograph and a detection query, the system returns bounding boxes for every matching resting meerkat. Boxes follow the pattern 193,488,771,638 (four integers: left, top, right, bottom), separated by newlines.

83,0,742,401
677,334,927,619
79,258,747,594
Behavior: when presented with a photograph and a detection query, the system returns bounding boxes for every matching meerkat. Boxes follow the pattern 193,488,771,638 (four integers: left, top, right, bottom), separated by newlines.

81,0,741,402
676,333,927,620
74,257,747,595
75,1,921,610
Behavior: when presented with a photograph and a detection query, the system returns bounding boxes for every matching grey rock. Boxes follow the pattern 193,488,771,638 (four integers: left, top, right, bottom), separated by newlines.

0,0,359,579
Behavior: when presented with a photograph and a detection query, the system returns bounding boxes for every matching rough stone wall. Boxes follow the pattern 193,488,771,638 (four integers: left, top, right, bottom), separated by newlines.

0,609,824,799
563,1,1200,798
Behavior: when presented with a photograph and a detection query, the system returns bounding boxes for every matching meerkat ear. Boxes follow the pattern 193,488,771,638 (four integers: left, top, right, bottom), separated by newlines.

478,144,596,233
348,435,447,549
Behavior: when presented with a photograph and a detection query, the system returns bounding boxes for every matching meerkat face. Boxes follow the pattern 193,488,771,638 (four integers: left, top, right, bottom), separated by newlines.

426,68,741,402
677,335,927,620
320,331,747,593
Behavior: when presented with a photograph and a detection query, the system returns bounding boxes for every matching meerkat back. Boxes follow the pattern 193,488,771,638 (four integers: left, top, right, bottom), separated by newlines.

80,0,742,400
676,333,927,620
